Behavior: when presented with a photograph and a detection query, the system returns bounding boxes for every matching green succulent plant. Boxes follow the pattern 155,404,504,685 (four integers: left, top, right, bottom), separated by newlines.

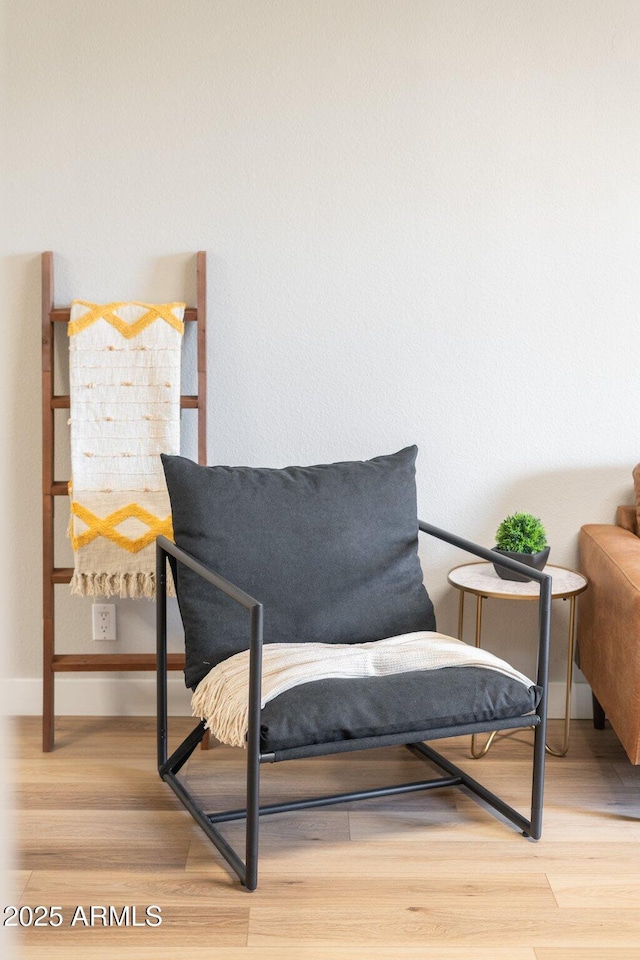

495,512,548,554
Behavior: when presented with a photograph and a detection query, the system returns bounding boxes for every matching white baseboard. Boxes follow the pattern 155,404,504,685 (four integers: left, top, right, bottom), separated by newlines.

2,677,594,720
3,677,193,717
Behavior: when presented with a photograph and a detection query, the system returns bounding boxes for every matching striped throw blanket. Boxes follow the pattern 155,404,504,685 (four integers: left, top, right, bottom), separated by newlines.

68,300,184,598
191,631,535,748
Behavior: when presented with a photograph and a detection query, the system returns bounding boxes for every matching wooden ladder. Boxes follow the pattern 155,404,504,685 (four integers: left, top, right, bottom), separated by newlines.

41,252,207,751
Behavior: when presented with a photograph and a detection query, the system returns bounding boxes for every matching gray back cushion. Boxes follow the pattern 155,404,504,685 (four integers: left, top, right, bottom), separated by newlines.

161,446,436,689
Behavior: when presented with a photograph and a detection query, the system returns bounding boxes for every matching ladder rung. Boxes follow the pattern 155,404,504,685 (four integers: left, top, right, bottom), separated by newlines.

51,395,199,409
51,482,69,496
52,568,73,584
51,653,185,672
50,307,198,323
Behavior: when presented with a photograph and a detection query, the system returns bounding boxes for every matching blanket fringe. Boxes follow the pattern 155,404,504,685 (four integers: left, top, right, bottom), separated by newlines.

70,570,175,599
191,673,248,748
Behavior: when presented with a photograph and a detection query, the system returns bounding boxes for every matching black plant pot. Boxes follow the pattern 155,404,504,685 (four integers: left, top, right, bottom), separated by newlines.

492,546,550,583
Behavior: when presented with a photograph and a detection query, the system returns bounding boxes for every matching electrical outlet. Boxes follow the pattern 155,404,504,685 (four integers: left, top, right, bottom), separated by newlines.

92,603,116,641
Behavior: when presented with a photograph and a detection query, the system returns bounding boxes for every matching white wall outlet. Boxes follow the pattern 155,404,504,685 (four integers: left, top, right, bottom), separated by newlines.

92,603,116,641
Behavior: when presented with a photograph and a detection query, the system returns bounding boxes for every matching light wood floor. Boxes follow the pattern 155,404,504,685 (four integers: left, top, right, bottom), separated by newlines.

6,716,640,959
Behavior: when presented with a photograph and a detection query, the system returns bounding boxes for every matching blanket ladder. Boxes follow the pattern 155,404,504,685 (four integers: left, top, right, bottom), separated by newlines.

41,251,207,751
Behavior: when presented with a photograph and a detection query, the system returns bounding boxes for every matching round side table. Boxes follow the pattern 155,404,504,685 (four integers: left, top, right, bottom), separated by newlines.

447,562,588,758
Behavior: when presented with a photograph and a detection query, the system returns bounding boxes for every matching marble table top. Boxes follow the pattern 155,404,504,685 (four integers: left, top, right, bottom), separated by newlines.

447,562,588,600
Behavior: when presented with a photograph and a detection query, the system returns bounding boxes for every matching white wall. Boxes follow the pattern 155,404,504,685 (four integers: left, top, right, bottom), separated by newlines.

2,0,640,716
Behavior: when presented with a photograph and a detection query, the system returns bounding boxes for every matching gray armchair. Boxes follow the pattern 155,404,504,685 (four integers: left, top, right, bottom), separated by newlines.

156,447,551,890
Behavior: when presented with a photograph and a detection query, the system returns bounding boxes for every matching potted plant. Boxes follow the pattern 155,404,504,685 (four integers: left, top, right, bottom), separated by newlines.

492,512,550,582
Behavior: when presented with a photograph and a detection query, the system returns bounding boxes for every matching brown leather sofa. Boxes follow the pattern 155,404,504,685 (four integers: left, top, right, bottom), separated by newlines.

578,504,640,763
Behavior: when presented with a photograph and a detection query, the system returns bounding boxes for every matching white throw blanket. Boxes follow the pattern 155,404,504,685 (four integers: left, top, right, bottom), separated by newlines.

191,631,535,748
68,300,184,598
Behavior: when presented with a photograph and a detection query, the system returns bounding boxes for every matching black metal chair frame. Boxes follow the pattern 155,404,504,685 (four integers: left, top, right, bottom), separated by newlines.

156,522,551,891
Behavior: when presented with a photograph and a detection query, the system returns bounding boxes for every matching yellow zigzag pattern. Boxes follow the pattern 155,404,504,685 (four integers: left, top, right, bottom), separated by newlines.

70,501,173,554
68,301,185,338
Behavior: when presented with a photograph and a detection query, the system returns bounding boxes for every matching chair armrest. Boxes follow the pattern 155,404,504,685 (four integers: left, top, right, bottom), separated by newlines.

156,535,262,611
418,520,551,699
418,520,552,584
155,536,264,771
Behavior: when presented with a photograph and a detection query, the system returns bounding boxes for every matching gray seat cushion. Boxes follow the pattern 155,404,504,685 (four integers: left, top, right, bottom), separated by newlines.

259,667,541,754
162,447,436,689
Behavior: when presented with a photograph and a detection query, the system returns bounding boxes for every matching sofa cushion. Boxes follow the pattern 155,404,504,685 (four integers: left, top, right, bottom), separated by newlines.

616,504,638,534
162,447,436,688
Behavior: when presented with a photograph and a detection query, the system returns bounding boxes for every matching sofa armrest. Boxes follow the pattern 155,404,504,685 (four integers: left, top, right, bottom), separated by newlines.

578,524,640,763
581,523,640,593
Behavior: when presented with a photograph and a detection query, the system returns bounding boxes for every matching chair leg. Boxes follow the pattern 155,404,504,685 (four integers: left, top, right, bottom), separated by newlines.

592,693,606,730
529,708,547,840
244,737,261,891
244,603,264,891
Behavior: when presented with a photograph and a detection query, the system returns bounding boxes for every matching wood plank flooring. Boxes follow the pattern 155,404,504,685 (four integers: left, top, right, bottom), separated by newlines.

5,716,640,958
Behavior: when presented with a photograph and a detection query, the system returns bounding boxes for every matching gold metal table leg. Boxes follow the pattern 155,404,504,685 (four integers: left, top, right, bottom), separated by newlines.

457,589,465,644
545,595,576,757
471,728,498,759
470,594,495,758
460,582,577,760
